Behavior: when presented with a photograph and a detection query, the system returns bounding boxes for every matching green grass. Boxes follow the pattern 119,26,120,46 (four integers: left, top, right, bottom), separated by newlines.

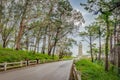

0,47,58,63
75,59,120,80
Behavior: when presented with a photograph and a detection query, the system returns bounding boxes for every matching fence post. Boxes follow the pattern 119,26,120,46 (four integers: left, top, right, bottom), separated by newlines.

36,59,39,64
20,61,23,67
77,71,81,80
4,62,7,71
26,60,29,66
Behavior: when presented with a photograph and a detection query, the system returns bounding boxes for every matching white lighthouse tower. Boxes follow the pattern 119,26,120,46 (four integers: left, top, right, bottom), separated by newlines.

78,42,83,58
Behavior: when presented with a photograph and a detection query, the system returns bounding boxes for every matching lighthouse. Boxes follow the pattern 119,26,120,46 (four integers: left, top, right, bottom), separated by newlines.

78,42,82,57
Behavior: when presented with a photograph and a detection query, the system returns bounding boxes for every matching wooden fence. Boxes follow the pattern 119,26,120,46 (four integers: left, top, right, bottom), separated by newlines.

0,59,54,71
70,62,81,80
72,64,81,80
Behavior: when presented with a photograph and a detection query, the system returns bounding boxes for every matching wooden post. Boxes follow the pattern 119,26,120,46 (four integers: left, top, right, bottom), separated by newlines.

4,62,7,71
36,59,39,64
26,60,29,66
20,61,23,67
25,61,27,66
77,71,81,80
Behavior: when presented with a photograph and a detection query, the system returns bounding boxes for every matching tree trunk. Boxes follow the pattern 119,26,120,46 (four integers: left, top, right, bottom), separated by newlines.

37,40,40,53
41,34,46,54
113,21,117,65
52,27,60,58
16,23,25,50
105,33,109,71
47,25,52,56
98,26,102,60
48,46,52,56
90,36,94,62
15,0,29,50
34,35,41,53
110,34,113,62
117,26,120,74
41,26,47,54
105,15,110,71
33,38,37,53
2,37,9,48
52,40,57,58
3,40,6,48
118,46,120,74
25,35,29,50
48,35,52,56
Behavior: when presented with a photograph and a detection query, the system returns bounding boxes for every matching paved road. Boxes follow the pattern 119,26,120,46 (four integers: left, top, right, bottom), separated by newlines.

0,60,73,80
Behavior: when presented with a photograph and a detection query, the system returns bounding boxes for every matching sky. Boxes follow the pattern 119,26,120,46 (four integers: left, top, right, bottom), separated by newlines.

69,0,97,56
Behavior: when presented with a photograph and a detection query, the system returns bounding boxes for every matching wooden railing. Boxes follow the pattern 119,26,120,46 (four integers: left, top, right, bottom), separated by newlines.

73,64,81,80
70,64,81,80
0,59,55,71
0,61,25,71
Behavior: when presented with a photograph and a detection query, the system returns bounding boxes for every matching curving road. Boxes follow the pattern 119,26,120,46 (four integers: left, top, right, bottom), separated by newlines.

0,60,73,80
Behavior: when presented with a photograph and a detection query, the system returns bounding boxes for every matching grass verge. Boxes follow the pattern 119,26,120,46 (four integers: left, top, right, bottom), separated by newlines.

75,59,119,80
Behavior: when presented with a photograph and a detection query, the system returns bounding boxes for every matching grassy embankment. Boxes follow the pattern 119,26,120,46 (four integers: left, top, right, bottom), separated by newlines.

75,59,120,80
0,47,59,63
